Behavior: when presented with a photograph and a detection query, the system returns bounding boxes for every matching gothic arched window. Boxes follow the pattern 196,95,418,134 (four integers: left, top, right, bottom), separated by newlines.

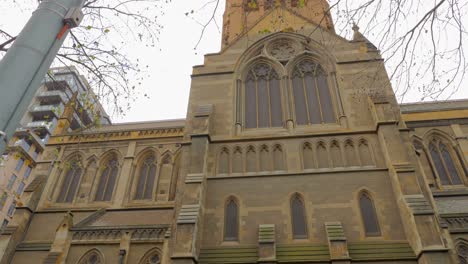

78,249,103,264
291,194,308,239
95,156,119,201
218,148,230,175
57,159,83,203
224,198,239,241
140,252,161,264
291,60,335,125
244,62,283,129
359,192,381,237
458,243,468,264
135,155,158,200
429,138,464,186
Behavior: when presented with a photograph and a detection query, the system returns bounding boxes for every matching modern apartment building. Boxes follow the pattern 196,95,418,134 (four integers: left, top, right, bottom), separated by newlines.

0,67,110,227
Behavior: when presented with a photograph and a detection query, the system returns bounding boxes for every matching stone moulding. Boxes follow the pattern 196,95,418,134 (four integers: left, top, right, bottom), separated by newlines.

70,225,169,243
440,214,468,233
405,195,434,215
48,127,184,145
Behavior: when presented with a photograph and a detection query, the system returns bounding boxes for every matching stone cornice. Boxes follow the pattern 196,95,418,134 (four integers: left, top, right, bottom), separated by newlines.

47,127,184,145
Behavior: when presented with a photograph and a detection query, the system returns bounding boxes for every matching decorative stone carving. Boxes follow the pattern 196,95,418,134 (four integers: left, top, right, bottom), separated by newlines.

71,226,168,242
267,39,300,62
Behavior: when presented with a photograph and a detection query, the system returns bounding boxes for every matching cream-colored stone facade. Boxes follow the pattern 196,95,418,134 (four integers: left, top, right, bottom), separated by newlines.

1,1,467,263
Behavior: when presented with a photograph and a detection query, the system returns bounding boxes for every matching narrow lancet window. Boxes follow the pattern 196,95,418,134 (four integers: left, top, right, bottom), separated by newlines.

95,157,119,201
359,192,381,237
244,63,283,128
291,60,335,125
429,138,464,186
135,155,157,200
57,160,83,203
291,194,308,239
224,198,239,241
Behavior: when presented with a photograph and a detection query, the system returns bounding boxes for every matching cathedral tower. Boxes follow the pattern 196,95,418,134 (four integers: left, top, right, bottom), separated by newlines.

222,0,334,48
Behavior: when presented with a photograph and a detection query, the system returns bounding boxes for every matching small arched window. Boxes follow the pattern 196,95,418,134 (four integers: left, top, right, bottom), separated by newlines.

78,249,103,264
246,146,257,172
140,251,161,264
303,142,315,170
224,198,239,241
218,148,230,175
273,145,285,171
57,159,83,203
359,139,374,167
259,145,271,172
95,156,119,201
232,147,243,173
330,141,343,168
458,243,468,264
359,192,381,237
135,155,158,200
316,142,328,168
291,194,308,239
345,140,358,167
244,62,283,128
429,138,463,186
291,59,335,125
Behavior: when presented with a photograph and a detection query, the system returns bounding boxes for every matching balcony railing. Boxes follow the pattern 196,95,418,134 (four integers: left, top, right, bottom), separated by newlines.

37,90,69,103
25,118,58,134
30,103,65,118
13,140,31,153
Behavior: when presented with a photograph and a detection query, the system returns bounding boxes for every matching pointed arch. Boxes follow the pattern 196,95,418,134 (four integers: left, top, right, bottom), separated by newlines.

78,249,103,264
259,145,271,172
57,154,83,203
76,157,98,202
302,142,315,170
457,240,468,264
273,144,285,171
358,191,381,237
94,153,120,202
139,248,162,264
232,146,243,173
246,145,257,173
316,141,328,168
224,196,239,241
217,147,230,175
344,139,358,167
358,139,374,167
134,152,158,200
291,193,308,239
243,59,284,128
330,140,343,168
427,135,464,186
412,137,438,185
290,57,336,125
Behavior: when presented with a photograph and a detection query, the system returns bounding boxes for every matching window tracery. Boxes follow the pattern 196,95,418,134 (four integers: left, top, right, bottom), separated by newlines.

224,198,239,241
57,158,83,203
429,138,463,186
78,250,102,264
135,154,158,200
291,194,308,239
95,155,119,201
244,62,283,129
291,60,335,125
359,192,381,237
458,243,468,264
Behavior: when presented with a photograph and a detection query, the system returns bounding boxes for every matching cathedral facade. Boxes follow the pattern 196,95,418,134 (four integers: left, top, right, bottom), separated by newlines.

0,0,467,263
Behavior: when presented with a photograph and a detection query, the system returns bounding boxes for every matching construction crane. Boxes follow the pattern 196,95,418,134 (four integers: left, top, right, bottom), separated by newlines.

0,0,84,152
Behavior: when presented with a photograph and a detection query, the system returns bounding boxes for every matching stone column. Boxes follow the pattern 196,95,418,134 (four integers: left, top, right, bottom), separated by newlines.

369,97,451,263
114,141,136,207
44,212,74,264
451,124,468,163
172,105,213,264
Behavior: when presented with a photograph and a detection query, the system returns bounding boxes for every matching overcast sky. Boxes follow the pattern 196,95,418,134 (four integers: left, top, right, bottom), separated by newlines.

1,1,467,124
